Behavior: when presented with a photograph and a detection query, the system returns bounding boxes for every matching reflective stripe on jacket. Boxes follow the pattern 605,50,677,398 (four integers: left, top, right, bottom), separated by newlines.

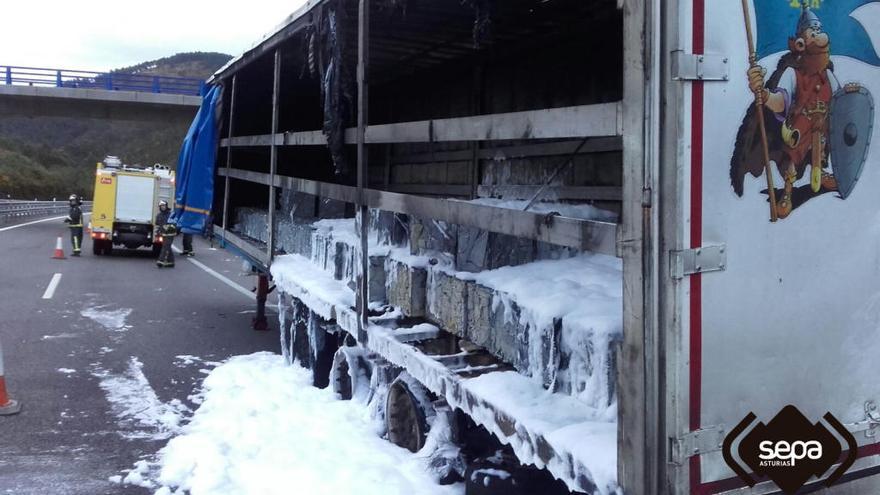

67,206,83,227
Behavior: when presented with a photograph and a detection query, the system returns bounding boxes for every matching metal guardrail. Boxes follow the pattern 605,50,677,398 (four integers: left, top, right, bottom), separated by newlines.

0,65,205,97
0,200,92,224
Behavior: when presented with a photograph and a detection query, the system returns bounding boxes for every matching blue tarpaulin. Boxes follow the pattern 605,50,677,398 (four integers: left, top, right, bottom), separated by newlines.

173,85,222,234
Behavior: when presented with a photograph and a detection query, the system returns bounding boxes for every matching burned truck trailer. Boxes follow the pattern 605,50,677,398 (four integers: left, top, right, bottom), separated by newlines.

193,0,880,493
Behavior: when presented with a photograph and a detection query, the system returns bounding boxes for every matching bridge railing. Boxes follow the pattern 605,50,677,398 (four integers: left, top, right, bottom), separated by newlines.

0,65,205,96
0,200,93,224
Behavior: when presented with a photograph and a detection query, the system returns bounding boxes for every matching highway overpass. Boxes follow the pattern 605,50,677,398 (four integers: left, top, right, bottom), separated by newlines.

0,65,203,122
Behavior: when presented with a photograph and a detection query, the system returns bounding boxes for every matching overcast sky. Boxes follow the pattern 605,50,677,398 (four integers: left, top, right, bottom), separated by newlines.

2,1,308,72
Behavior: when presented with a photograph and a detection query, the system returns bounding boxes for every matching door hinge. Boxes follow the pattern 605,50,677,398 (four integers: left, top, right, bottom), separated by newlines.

672,51,729,81
671,244,727,279
845,401,880,439
670,425,726,465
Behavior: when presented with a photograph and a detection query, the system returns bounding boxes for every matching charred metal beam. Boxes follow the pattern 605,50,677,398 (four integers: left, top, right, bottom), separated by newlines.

218,168,619,254
387,184,471,196
477,185,622,201
215,226,270,268
220,103,623,148
388,137,623,164
365,102,622,142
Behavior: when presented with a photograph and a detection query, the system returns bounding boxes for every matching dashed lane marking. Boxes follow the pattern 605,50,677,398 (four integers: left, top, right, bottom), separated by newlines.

42,273,63,299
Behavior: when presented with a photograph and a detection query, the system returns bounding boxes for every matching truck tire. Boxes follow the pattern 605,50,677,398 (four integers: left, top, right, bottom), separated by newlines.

93,239,111,256
331,347,372,401
332,348,353,400
385,374,434,453
312,328,339,389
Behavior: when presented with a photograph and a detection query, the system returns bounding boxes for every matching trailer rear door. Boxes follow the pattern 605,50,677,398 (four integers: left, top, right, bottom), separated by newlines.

670,1,880,493
115,174,156,223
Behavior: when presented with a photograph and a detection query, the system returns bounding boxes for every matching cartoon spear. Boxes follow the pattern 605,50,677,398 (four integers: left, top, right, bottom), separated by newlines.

740,0,778,222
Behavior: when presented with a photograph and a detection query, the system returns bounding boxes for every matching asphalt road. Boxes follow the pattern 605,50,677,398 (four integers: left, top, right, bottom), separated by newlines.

0,216,278,494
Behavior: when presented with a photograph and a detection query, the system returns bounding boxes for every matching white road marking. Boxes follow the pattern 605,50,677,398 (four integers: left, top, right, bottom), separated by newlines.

172,242,278,312
178,249,255,301
0,212,91,232
0,215,66,232
42,273,63,299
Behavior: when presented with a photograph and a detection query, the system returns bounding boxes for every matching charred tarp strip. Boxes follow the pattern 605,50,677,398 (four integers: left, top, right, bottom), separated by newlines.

376,0,408,15
303,0,491,176
462,0,492,48
319,1,355,177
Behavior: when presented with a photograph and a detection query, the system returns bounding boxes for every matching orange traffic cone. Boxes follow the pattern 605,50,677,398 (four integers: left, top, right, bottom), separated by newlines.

0,339,21,416
52,236,66,259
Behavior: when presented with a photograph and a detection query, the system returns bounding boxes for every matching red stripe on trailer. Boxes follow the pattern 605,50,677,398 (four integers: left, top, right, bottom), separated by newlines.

688,1,880,493
699,440,880,494
689,0,705,492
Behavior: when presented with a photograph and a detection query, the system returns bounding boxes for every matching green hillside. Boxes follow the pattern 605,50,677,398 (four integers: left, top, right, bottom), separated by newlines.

0,52,232,200
113,52,232,79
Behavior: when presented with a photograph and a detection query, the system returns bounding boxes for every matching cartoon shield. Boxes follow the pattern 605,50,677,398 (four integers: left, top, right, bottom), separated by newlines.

829,87,874,199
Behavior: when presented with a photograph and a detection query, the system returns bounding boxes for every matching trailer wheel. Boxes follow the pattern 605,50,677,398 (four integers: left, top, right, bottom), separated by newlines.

312,329,339,389
331,347,372,401
332,349,353,400
386,374,433,453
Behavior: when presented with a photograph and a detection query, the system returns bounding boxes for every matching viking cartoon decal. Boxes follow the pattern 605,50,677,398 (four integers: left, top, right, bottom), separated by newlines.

731,1,875,220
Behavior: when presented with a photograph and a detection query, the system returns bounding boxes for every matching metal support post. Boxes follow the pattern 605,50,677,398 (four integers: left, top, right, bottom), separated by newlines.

221,75,237,245
619,0,662,493
469,60,484,199
252,274,270,331
268,49,281,265
356,0,371,343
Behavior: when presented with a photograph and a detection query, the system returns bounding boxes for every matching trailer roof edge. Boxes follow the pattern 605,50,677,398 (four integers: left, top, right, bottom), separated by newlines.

208,0,325,84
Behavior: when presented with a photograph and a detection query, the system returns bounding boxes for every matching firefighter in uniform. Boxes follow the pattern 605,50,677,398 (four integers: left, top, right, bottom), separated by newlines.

155,200,177,268
181,232,194,257
63,194,83,256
